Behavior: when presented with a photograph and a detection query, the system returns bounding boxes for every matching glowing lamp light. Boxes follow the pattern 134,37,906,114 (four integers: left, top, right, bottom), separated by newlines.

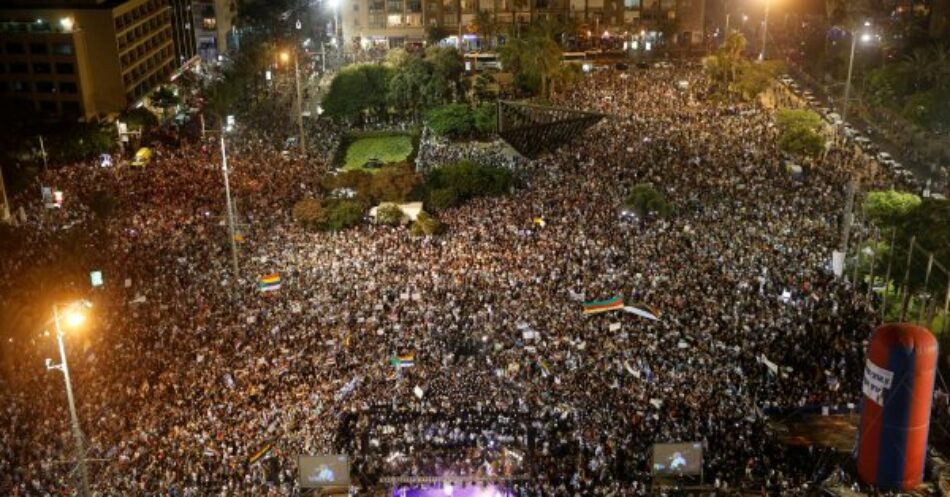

860,33,873,43
63,309,86,329
280,51,290,63
443,482,454,496
60,17,74,31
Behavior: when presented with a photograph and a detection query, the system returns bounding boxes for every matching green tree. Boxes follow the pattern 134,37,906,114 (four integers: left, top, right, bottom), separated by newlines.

150,86,180,119
85,189,119,221
293,198,326,230
375,203,405,225
323,65,393,122
384,47,411,69
388,56,449,121
368,163,421,203
324,200,365,231
427,187,460,211
499,29,562,98
205,77,243,121
778,125,826,159
864,190,922,226
472,10,498,49
624,183,673,218
426,25,453,44
473,103,497,135
426,104,476,138
775,108,826,160
775,108,823,132
426,160,512,199
883,199,950,294
410,211,443,236
329,170,374,198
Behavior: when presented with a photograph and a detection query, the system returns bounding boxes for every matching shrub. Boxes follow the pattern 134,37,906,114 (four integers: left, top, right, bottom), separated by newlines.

427,161,512,200
426,104,475,139
625,184,673,218
427,187,460,211
330,170,374,194
376,204,404,225
324,200,365,231
293,198,326,230
473,104,497,135
410,212,443,237
368,163,421,203
86,189,119,220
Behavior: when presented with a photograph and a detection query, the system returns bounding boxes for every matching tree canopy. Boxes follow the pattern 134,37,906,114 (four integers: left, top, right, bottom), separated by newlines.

322,64,393,122
775,108,826,159
624,184,673,218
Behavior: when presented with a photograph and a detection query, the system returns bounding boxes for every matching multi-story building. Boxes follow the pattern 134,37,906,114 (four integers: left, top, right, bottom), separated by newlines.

0,0,178,120
340,0,704,49
169,0,197,66
192,0,236,61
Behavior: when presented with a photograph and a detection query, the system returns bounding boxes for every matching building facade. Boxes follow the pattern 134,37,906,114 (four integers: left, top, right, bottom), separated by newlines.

0,0,177,120
169,0,197,66
340,0,704,49
192,0,236,61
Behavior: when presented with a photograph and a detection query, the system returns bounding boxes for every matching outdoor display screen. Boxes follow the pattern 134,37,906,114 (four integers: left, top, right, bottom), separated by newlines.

651,442,703,476
298,455,350,488
392,484,512,496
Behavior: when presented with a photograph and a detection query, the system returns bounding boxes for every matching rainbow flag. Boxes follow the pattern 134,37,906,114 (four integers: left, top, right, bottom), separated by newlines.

390,353,415,368
537,357,552,377
248,443,273,464
582,296,624,315
257,273,281,292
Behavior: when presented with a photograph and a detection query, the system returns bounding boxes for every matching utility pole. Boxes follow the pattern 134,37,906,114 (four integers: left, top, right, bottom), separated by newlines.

841,30,859,125
39,135,49,170
0,163,10,223
840,180,856,252
220,136,240,277
293,49,307,155
51,305,92,497
759,0,770,61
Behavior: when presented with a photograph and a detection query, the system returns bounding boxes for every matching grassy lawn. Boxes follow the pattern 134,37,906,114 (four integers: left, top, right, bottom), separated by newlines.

343,134,413,171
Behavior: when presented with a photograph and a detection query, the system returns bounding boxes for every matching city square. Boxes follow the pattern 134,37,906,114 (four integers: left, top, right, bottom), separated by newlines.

0,0,948,496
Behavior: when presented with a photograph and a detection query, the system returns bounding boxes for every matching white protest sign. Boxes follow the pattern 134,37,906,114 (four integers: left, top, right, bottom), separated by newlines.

862,359,893,405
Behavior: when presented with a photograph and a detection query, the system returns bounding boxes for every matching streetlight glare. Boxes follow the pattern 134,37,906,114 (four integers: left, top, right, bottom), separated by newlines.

59,17,74,31
280,51,290,63
63,309,86,329
861,33,873,43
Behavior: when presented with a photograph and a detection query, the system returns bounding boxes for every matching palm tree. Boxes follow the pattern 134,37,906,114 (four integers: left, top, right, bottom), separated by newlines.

472,10,497,50
928,44,950,89
902,48,934,91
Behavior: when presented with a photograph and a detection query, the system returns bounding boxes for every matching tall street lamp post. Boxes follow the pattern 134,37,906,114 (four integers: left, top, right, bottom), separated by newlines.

46,301,92,497
281,50,307,155
842,26,874,125
759,0,770,61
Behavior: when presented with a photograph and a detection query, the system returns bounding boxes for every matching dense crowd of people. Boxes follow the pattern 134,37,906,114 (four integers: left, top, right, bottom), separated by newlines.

0,62,933,497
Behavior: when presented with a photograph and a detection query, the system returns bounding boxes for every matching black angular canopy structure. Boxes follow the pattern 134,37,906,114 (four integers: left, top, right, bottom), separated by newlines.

497,100,606,159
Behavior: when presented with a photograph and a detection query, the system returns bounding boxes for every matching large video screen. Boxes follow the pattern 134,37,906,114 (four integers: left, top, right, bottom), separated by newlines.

651,442,703,476
393,484,511,497
298,455,350,488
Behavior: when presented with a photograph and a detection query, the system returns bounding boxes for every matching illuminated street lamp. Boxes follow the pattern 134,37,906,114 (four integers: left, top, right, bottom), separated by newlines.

758,0,771,61
45,300,92,497
842,24,876,125
278,47,307,155
59,17,74,31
